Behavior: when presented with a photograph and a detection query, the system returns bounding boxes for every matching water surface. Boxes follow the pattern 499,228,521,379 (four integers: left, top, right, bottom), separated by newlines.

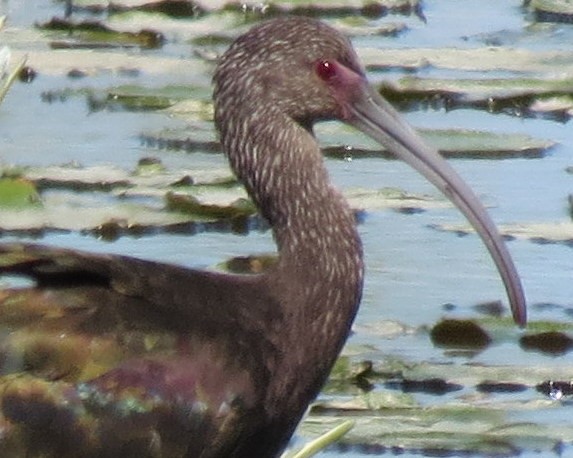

0,0,572,456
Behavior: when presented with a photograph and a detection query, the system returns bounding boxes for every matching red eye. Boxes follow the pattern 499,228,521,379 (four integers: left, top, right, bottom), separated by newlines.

316,60,337,81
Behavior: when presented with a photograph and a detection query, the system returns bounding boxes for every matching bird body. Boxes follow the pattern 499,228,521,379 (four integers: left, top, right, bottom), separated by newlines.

0,16,525,458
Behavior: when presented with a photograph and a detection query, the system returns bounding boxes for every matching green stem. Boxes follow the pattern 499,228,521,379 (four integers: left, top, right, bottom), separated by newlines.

286,420,355,458
0,55,27,106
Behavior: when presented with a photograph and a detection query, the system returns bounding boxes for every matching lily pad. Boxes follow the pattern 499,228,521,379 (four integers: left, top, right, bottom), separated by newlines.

25,163,234,194
40,84,206,114
6,159,543,239
144,123,554,159
105,85,195,111
520,331,573,356
71,0,421,15
0,195,187,232
420,129,555,159
297,399,573,456
345,187,450,212
37,17,164,49
165,191,256,219
530,0,573,23
430,319,492,351
316,122,555,159
0,178,41,209
28,165,131,192
360,46,573,74
134,157,168,176
0,171,264,237
365,351,573,387
108,0,207,17
380,75,573,119
384,376,463,395
101,10,248,55
218,254,277,274
530,96,573,118
432,222,573,246
7,47,210,81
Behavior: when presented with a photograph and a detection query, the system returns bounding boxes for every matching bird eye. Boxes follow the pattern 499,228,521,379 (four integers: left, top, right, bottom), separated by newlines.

315,60,337,81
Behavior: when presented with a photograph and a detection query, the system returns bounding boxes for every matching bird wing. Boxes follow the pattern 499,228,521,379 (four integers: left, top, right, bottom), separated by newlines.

0,243,270,457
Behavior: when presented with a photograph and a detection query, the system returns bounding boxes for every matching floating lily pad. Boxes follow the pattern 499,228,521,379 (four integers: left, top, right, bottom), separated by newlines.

520,331,573,356
144,123,554,159
345,187,449,212
384,377,463,395
353,319,416,339
165,191,256,219
324,357,375,394
218,254,277,274
298,399,573,456
4,159,540,238
25,163,234,194
476,381,528,394
140,130,220,153
104,85,189,111
366,350,573,387
331,17,407,37
432,221,573,246
70,0,421,15
37,17,164,49
216,0,420,17
473,300,505,318
530,96,573,118
6,46,210,81
0,197,186,232
360,46,573,74
28,165,131,192
420,129,555,158
313,390,418,413
162,98,214,121
380,75,573,119
316,122,555,159
109,0,207,17
308,346,573,456
134,156,168,176
530,0,573,23
0,178,41,209
41,84,205,113
430,319,492,351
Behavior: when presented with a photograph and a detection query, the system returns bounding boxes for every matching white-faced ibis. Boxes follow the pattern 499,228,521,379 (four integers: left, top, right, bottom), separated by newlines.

0,16,526,458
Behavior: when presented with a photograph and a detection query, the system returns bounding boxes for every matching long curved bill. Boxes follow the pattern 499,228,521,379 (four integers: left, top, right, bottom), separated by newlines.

348,83,527,327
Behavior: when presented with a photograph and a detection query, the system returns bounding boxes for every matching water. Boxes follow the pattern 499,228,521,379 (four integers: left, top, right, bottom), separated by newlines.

0,0,572,456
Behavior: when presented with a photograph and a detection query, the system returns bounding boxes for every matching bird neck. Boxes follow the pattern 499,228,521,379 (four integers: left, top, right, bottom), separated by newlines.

219,104,363,297
217,105,364,409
